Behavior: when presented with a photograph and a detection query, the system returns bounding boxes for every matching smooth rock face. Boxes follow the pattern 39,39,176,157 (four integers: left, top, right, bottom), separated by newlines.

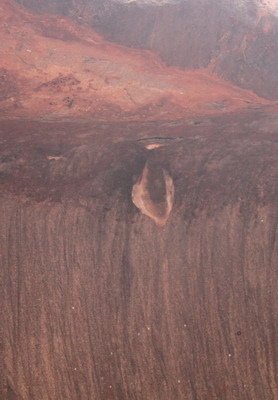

1,1,277,400
1,110,277,399
16,0,278,99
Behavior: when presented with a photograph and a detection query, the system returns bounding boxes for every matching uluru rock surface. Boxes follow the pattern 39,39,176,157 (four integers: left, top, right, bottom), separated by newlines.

1,108,277,400
1,1,277,400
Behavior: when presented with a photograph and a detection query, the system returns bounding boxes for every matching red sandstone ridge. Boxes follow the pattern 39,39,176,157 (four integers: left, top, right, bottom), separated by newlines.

0,0,274,121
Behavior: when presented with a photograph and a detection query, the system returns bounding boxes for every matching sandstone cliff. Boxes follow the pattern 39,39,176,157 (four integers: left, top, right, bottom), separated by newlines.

1,1,277,399
1,108,277,399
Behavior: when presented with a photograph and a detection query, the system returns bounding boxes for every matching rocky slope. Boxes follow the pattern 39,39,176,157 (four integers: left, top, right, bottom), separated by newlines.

16,0,278,99
2,0,272,120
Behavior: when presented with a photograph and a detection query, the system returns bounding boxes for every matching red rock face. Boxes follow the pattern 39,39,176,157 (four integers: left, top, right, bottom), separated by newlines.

1,1,277,400
1,109,277,400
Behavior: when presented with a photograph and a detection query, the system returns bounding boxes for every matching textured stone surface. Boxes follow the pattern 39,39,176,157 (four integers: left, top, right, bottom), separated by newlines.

1,2,277,399
132,162,174,226
16,0,278,99
2,0,270,120
1,109,277,399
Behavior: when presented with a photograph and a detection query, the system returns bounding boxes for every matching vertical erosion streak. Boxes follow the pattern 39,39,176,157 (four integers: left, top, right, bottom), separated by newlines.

131,162,174,226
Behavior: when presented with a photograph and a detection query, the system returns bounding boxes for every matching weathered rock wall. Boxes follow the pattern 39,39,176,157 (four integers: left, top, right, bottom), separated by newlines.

1,197,276,400
1,111,277,399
